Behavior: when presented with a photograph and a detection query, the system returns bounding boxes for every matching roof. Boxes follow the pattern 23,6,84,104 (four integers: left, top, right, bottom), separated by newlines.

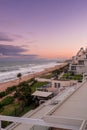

32,90,52,97
47,87,58,92
51,81,87,120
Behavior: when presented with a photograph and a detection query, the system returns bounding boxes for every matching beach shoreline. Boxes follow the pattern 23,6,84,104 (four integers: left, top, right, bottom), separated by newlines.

0,62,67,92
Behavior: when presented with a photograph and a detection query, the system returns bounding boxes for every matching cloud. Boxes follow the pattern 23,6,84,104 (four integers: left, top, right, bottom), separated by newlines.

20,54,38,58
0,32,14,42
0,32,23,42
0,44,38,60
0,44,26,56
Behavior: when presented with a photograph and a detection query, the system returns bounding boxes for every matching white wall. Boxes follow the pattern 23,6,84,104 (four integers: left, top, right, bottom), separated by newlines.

51,80,77,87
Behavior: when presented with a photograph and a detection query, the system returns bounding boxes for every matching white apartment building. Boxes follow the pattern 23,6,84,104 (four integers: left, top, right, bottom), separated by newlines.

69,47,87,74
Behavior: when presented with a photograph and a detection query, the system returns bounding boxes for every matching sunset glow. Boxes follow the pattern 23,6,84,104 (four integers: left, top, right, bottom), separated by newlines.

0,0,87,60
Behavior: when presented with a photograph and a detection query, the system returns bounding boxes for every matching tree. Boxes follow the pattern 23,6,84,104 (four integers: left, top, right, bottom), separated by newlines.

14,83,32,106
19,84,32,105
17,73,22,83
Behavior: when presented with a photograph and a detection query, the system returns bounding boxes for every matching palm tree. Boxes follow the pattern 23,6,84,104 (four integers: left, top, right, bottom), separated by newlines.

17,73,22,83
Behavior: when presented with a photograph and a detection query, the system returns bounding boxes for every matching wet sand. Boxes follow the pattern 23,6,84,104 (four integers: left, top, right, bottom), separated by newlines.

0,63,67,92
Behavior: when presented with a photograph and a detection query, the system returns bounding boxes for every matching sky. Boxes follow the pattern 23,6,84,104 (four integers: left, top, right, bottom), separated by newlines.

0,0,87,60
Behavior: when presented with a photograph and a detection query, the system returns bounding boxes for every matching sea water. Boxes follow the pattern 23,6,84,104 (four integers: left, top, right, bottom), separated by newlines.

0,60,62,83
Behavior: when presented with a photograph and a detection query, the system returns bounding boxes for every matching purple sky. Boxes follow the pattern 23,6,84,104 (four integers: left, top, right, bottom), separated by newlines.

0,0,87,60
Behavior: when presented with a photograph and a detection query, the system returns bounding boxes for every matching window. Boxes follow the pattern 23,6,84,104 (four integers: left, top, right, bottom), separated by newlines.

54,83,60,88
78,60,84,65
71,66,76,70
86,54,87,59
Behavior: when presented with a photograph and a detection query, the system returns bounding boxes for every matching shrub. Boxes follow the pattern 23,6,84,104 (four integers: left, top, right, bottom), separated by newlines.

2,121,12,128
0,91,6,98
1,96,14,106
0,102,3,109
6,86,16,94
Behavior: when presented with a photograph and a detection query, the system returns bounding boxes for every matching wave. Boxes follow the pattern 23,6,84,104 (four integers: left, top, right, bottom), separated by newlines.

0,62,61,83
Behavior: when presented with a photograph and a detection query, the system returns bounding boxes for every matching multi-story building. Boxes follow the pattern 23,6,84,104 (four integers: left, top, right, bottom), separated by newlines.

69,47,87,74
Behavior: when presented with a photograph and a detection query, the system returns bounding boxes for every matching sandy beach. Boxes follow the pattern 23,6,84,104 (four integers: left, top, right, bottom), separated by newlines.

0,63,67,92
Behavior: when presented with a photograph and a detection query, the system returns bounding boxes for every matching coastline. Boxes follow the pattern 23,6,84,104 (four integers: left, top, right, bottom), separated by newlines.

0,62,67,92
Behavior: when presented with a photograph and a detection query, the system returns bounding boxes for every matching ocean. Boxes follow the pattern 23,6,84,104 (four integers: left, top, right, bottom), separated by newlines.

0,60,62,83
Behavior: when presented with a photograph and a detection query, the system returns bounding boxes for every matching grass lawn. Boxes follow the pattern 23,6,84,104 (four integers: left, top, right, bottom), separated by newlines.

61,73,83,80
1,81,48,115
19,104,35,116
0,103,20,116
31,81,48,92
0,102,35,116
0,80,49,128
0,78,53,128
1,103,35,128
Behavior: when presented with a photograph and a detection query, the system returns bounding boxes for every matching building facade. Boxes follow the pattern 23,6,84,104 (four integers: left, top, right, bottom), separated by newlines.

69,47,87,74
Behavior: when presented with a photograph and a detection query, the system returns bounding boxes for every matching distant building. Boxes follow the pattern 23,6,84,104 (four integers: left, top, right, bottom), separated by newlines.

69,47,87,74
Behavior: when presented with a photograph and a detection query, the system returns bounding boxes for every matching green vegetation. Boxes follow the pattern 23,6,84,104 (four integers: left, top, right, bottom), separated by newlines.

0,78,48,128
40,64,69,80
0,96,14,107
0,91,6,98
6,85,16,94
0,85,16,98
0,64,69,128
1,103,20,116
61,73,83,81
40,73,54,79
1,103,35,128
0,102,34,116
31,81,48,92
17,72,22,83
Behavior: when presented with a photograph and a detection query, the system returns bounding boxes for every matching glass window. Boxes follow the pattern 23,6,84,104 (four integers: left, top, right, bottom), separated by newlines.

71,66,76,70
86,54,87,59
78,60,84,65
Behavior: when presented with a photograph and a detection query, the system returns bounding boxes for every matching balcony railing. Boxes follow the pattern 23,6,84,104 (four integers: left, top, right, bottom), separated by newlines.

0,115,86,130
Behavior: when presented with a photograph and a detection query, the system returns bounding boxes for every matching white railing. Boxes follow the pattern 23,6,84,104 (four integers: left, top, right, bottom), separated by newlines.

0,115,86,130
